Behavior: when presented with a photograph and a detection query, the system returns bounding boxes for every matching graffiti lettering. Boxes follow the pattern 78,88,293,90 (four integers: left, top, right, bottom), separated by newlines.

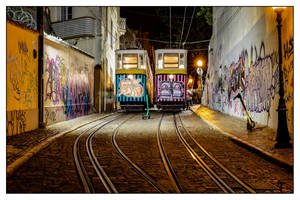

45,53,92,121
45,108,56,123
245,54,279,113
7,110,26,135
283,37,294,60
18,41,28,55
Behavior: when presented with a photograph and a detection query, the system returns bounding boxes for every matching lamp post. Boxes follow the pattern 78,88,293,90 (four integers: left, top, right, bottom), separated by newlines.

196,59,204,104
273,7,291,148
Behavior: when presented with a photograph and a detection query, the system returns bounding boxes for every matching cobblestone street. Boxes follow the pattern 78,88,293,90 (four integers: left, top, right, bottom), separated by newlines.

6,111,293,193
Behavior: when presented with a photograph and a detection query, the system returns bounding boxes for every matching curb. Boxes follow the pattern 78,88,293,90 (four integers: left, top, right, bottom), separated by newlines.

190,108,293,171
7,113,115,177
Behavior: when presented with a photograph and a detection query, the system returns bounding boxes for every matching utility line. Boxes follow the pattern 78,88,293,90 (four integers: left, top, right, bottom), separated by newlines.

183,7,196,48
135,38,210,44
169,7,172,48
122,8,199,19
179,7,187,49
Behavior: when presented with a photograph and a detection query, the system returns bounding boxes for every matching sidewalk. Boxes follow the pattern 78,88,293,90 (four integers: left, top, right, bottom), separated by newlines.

7,113,114,177
190,105,293,169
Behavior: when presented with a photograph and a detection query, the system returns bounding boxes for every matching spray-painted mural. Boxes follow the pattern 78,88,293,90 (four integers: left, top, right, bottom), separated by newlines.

118,79,144,97
156,74,186,102
6,21,39,136
44,38,94,125
116,74,146,102
202,7,293,131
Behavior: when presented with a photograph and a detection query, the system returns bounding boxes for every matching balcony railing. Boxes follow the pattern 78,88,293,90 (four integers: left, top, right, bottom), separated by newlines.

52,17,95,39
120,18,126,34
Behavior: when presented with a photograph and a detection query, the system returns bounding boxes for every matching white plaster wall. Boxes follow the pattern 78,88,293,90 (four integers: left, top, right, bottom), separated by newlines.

203,7,293,132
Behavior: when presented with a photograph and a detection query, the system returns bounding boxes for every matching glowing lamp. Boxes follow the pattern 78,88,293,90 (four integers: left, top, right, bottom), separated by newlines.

197,60,203,67
128,75,134,80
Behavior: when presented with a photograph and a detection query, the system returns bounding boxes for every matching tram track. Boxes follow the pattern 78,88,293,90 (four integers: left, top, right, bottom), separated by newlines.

111,115,165,193
73,113,122,193
73,113,166,193
157,113,183,193
174,112,256,193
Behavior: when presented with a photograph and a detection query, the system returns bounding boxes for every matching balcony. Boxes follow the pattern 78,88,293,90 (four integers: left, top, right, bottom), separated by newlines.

120,18,126,35
52,17,95,40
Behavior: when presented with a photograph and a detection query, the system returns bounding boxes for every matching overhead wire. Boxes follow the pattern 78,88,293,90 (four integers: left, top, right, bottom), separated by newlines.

169,7,172,48
135,38,210,44
183,7,196,48
179,7,187,49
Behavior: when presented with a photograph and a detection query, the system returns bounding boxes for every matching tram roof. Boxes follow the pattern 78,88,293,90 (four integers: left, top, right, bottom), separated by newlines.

155,49,187,54
115,49,148,54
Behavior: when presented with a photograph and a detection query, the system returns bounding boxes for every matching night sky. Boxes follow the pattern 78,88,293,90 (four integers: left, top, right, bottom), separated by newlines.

120,7,212,87
120,7,163,39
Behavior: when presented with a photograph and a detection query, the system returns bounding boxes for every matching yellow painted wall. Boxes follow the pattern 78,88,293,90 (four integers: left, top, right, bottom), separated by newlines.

6,21,39,136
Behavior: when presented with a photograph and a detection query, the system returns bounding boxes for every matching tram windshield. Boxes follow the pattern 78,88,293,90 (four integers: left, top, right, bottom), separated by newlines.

164,53,179,68
123,54,138,69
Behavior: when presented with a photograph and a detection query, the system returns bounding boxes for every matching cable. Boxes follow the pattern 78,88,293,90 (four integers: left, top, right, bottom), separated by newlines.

183,7,196,47
122,8,199,19
169,7,172,48
179,7,187,48
136,37,210,44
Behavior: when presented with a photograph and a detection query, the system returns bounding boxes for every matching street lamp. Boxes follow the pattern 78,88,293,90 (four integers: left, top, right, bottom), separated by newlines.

197,59,203,67
273,7,291,148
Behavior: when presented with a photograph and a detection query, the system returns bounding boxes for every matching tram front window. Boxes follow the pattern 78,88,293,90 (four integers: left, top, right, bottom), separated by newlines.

123,54,138,69
164,53,179,68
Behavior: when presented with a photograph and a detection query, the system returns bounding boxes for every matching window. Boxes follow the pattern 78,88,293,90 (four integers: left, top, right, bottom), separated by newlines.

123,54,138,69
61,7,72,21
157,53,163,69
117,54,122,69
164,53,179,68
139,54,144,69
179,53,185,69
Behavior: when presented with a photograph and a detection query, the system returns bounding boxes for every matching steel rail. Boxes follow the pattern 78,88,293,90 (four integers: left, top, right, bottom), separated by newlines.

86,115,123,193
73,113,119,193
177,113,256,193
157,113,183,193
173,113,234,193
111,115,165,193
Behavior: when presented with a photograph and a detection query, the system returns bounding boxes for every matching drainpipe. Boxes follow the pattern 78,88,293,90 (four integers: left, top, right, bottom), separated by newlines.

37,7,44,127
95,7,102,112
95,7,102,66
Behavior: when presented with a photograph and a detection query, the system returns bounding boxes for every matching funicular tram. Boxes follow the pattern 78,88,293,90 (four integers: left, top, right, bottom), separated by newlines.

115,49,153,112
155,49,188,111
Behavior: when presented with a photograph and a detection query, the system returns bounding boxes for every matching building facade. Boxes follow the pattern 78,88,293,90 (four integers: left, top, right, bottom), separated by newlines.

48,7,126,113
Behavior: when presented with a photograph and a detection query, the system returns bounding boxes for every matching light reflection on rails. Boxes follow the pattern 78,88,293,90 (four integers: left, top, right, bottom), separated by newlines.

111,115,165,193
73,113,121,193
174,113,256,193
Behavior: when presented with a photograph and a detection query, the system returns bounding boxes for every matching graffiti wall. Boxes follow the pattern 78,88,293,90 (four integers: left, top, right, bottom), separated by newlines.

203,7,293,132
6,21,39,136
44,38,94,125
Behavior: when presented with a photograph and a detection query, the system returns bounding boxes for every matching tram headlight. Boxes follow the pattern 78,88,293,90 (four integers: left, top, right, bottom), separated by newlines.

169,74,174,80
128,74,134,80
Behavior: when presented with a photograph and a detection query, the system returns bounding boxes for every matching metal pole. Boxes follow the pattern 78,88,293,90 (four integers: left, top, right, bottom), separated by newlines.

274,9,291,148
37,7,44,127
